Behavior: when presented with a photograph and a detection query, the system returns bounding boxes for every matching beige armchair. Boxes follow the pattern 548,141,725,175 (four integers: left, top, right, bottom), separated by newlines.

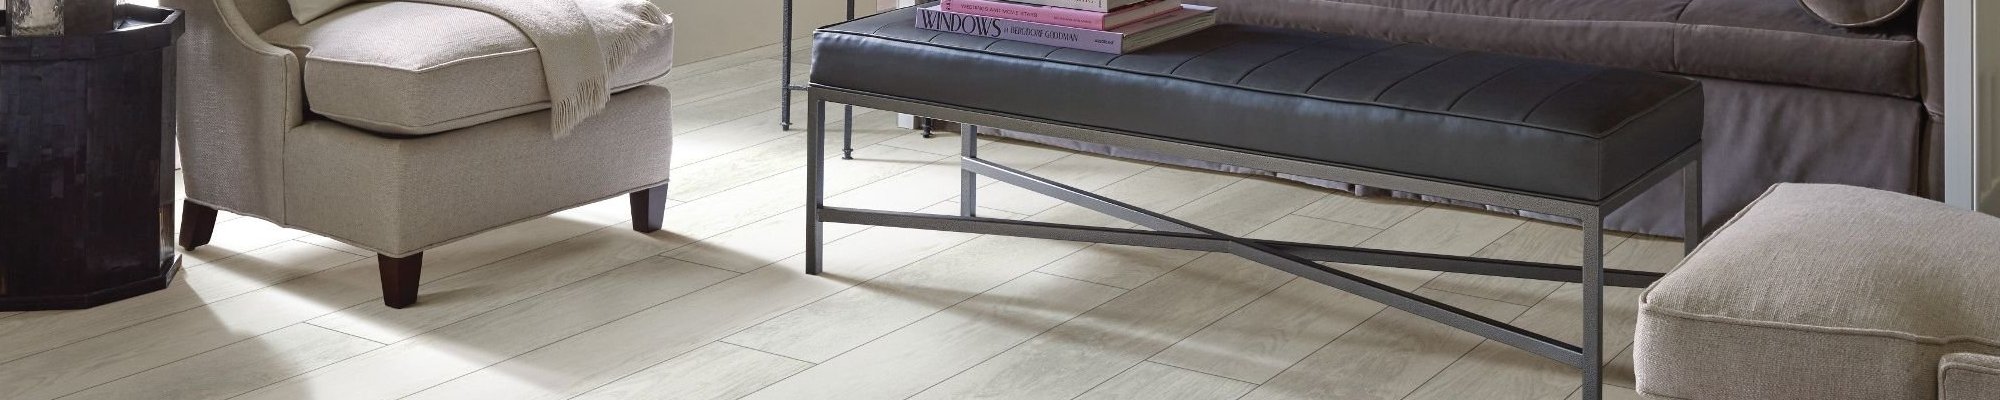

166,0,676,308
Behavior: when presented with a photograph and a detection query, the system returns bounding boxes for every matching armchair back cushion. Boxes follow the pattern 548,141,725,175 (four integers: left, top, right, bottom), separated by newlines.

225,0,295,30
286,0,353,23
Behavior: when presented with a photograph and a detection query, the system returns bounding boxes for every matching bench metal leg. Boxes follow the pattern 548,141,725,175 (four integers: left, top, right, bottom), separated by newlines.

802,89,1697,400
821,148,1637,398
959,156,1589,365
1683,159,1703,254
811,147,1659,400
806,97,827,276
823,207,1667,287
961,124,979,217
1581,213,1606,400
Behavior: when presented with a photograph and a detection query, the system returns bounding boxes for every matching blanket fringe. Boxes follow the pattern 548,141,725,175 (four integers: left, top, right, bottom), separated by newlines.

562,2,669,138
606,2,671,71
552,78,611,139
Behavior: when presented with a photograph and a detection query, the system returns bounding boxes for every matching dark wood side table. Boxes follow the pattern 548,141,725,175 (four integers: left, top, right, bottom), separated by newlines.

0,5,183,311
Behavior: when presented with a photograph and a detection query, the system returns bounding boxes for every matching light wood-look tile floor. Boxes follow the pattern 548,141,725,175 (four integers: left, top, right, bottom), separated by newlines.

1,39,1673,400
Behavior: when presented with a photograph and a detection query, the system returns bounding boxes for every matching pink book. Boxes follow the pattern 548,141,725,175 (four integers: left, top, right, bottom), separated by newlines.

915,4,1218,54
940,0,1183,31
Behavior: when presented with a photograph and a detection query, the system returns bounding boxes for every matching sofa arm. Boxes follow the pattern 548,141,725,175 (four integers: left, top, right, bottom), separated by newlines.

1919,0,1941,118
1914,0,1944,198
162,0,303,220
1940,353,2000,400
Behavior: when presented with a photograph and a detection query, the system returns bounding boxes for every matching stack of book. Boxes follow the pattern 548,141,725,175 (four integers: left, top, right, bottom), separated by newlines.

915,0,1217,54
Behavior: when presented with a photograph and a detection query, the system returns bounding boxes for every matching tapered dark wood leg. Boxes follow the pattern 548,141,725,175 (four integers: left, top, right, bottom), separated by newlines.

178,200,218,251
378,253,422,309
631,184,668,233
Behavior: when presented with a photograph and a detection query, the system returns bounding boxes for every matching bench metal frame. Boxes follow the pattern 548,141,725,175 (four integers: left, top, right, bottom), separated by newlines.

804,85,1701,400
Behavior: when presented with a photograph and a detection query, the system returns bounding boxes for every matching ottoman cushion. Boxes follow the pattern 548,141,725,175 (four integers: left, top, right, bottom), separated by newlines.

1635,184,2000,399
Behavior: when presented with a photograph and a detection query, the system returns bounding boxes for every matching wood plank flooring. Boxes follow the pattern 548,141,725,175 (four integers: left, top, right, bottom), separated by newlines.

0,41,1682,400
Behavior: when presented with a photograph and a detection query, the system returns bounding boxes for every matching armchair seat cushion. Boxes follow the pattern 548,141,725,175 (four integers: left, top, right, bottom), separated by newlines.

262,1,675,135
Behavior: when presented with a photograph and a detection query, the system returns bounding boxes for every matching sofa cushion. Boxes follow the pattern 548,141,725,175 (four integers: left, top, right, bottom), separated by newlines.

261,2,675,135
1202,0,1922,99
1635,184,2000,399
1801,0,1917,27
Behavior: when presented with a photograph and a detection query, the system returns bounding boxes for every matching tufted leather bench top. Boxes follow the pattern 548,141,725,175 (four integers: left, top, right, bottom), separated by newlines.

811,4,1702,201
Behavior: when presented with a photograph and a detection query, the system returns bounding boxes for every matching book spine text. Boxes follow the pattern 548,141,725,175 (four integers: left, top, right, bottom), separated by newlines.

915,7,1122,53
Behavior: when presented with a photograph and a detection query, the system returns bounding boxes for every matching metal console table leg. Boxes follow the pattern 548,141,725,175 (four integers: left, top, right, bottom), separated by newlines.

803,87,1703,400
782,0,859,162
787,0,948,158
781,0,797,131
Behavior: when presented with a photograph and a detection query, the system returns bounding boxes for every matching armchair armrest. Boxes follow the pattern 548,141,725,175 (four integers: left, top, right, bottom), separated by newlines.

1919,0,1941,117
1940,353,2000,400
163,0,303,220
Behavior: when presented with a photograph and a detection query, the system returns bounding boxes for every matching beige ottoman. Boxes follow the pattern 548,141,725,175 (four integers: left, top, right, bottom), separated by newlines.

1634,184,2000,399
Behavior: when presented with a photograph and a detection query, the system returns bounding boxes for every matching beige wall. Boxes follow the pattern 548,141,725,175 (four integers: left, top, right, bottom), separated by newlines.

654,0,851,64
1946,0,1999,215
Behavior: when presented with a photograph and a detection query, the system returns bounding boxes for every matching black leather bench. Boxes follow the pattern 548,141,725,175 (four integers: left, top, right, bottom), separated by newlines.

812,7,1700,202
801,6,1702,400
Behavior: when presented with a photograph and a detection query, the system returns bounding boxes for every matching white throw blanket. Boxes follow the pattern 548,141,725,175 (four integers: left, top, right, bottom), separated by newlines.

395,0,670,137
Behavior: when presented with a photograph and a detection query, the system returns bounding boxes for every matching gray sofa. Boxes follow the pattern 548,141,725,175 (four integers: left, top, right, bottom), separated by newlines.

988,0,1942,237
